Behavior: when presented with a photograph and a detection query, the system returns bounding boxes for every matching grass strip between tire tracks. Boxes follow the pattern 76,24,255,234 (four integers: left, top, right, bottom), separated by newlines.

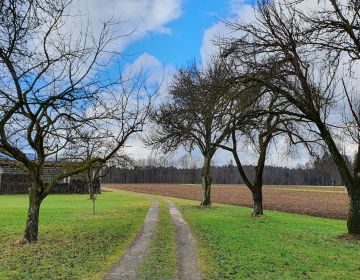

0,192,151,280
167,197,360,280
140,198,177,279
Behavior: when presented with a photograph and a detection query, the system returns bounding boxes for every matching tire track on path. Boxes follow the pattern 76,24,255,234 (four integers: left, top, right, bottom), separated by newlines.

103,189,201,279
103,196,159,280
159,197,201,280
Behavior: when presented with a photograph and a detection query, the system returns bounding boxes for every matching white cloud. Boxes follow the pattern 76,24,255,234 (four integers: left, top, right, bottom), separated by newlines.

200,1,254,63
125,136,152,159
122,53,175,100
200,22,227,63
123,53,168,80
229,0,255,19
67,0,183,53
121,53,176,158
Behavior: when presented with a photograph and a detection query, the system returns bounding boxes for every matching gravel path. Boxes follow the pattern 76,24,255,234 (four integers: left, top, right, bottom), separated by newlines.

103,197,159,280
103,190,201,280
160,197,201,280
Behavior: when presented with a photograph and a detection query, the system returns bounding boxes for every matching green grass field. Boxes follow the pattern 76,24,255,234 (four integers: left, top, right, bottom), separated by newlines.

170,197,360,280
1,189,359,279
140,198,177,279
0,192,152,279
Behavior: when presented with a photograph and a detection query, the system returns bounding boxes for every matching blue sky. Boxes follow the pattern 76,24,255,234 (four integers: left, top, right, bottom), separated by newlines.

126,0,242,67
114,0,275,166
78,0,309,167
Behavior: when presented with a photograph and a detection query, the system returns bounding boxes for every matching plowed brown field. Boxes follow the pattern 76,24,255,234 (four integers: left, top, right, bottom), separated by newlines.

103,183,349,220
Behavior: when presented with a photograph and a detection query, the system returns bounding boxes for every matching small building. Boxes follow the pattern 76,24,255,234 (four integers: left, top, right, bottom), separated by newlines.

0,161,101,195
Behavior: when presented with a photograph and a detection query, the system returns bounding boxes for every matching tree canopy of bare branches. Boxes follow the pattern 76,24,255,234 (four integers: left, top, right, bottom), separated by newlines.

0,0,154,242
220,0,360,234
144,57,252,206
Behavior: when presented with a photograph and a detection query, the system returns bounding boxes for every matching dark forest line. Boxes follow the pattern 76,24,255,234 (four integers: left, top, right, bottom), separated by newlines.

102,152,352,186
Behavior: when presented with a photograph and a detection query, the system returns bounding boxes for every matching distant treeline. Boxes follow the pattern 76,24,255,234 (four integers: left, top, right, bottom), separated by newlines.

102,152,352,186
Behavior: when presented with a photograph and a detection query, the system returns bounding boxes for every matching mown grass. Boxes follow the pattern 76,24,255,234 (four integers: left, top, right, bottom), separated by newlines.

169,197,359,280
0,192,152,280
140,198,177,279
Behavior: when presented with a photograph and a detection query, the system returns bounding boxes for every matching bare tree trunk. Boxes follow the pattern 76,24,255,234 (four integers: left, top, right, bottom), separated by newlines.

88,180,96,215
90,183,94,200
232,146,264,216
347,188,360,234
251,153,266,216
92,181,96,215
251,186,263,216
24,184,45,242
93,196,96,215
201,154,212,206
317,122,358,234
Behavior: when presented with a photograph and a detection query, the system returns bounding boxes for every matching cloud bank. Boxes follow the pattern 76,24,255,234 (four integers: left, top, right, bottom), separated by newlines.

70,0,184,52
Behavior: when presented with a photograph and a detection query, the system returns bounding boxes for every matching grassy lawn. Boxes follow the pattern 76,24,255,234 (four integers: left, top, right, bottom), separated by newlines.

140,198,177,279
169,197,359,280
0,192,152,280
2,189,357,280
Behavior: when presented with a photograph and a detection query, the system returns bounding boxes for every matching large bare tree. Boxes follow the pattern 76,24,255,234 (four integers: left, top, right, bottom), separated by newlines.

144,57,251,206
220,0,360,234
217,92,291,216
0,0,154,242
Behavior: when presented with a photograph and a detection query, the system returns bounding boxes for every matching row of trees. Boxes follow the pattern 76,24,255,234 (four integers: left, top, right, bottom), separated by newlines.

0,0,155,242
3,0,360,242
102,153,347,186
143,0,360,234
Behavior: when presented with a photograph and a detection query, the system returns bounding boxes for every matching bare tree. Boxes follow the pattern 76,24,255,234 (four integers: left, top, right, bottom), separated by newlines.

216,92,285,215
295,0,360,62
62,126,133,215
220,0,360,233
0,0,154,242
144,57,250,206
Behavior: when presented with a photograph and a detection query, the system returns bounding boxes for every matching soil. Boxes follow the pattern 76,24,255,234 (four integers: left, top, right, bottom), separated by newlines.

103,183,349,221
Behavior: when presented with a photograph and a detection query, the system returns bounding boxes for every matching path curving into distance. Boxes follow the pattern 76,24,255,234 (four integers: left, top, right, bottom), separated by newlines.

103,190,201,280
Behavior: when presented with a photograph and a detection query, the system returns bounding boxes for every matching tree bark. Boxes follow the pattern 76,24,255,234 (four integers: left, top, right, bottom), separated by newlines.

251,187,263,216
92,181,96,215
347,188,360,234
24,184,45,242
201,154,212,206
87,180,96,215
93,197,96,215
231,140,265,216
316,121,359,234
